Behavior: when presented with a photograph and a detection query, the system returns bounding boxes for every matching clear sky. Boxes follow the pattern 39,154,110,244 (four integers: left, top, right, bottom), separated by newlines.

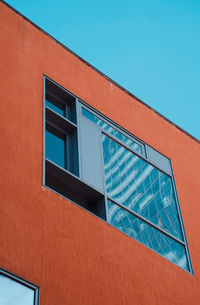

4,0,200,140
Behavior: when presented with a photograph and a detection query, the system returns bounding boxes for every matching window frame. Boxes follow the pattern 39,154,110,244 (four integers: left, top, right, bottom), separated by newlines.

81,104,146,157
42,75,193,274
100,132,188,256
0,268,40,305
80,108,193,272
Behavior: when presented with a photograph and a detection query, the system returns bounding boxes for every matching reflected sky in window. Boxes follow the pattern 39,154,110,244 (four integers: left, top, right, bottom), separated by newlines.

0,275,34,305
107,200,189,271
102,134,183,240
82,107,143,154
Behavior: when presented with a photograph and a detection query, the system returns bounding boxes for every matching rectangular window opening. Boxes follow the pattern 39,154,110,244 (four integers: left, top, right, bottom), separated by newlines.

43,76,193,273
44,77,106,220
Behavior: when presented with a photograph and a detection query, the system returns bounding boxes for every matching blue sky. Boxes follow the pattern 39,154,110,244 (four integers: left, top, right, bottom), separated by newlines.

5,0,200,140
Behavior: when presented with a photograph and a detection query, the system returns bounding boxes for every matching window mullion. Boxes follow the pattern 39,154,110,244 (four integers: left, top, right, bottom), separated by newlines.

107,197,185,246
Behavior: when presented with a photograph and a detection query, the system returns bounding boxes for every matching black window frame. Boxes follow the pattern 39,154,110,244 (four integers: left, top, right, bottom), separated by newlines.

0,268,40,305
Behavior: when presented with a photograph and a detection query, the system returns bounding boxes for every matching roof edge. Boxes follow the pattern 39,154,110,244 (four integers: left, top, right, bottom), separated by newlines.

1,0,199,145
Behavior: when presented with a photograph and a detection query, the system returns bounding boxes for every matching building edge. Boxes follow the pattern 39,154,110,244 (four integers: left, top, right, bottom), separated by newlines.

1,0,199,145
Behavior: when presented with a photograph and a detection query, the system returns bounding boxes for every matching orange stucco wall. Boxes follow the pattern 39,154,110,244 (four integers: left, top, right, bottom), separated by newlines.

0,2,200,304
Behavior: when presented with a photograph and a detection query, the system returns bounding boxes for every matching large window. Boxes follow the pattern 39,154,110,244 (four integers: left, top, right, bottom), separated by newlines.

0,268,39,305
43,76,193,273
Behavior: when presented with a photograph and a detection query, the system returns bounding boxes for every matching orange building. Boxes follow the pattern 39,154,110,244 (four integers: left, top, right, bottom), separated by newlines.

0,1,200,304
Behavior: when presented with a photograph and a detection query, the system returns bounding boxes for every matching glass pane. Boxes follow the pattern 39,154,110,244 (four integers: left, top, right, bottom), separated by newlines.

82,107,143,154
102,134,183,240
45,129,66,168
107,200,189,271
0,274,34,305
45,99,65,117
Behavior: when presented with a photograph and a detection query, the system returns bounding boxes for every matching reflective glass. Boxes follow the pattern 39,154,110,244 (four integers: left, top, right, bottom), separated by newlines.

107,200,189,271
45,129,66,168
82,107,143,154
45,99,65,117
0,274,34,305
102,134,183,240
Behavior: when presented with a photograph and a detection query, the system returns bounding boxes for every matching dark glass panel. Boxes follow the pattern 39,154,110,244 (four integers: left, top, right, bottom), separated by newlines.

45,128,66,169
45,98,65,117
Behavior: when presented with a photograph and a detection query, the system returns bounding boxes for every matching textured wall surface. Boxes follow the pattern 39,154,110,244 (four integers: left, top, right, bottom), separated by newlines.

0,2,200,304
